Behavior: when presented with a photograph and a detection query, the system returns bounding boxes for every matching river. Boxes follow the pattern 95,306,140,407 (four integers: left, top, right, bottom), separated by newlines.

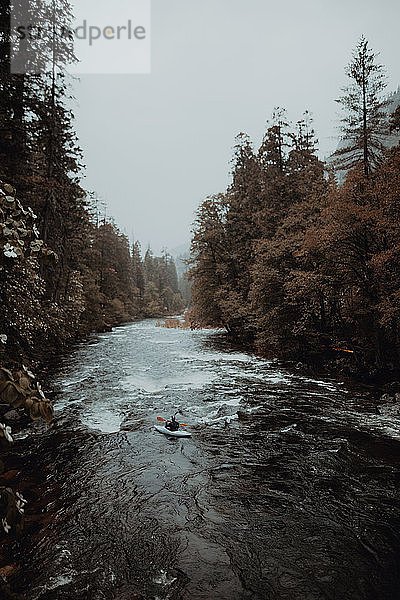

14,320,400,600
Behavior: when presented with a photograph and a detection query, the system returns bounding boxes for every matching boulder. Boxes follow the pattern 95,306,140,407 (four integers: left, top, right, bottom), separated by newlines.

0,367,54,424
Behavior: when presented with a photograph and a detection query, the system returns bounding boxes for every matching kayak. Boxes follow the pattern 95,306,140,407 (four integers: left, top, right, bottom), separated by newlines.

154,425,191,438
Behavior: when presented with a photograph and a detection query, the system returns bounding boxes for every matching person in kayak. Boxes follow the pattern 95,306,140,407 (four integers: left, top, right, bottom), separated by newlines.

165,412,180,432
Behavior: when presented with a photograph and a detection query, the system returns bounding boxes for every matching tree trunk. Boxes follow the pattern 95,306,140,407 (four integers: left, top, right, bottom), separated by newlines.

362,56,369,178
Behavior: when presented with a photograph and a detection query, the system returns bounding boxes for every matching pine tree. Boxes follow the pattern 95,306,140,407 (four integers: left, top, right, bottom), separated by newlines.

250,115,329,355
132,241,145,298
0,0,30,190
258,107,291,173
224,133,261,298
390,104,400,132
333,36,389,178
188,195,227,328
257,109,291,238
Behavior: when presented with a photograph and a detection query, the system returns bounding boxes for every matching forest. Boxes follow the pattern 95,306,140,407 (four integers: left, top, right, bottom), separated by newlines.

0,1,400,598
0,0,186,368
0,5,186,593
188,37,400,381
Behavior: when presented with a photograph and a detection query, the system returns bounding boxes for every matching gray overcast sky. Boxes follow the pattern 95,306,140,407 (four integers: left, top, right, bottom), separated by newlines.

73,0,400,254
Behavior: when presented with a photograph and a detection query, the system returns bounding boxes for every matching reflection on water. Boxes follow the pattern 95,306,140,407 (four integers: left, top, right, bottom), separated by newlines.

16,320,400,600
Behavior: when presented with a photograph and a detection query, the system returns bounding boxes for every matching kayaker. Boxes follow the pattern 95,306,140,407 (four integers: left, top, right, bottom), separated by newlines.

165,413,180,432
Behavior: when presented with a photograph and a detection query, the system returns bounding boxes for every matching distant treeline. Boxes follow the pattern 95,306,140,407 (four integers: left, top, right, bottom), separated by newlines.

0,0,185,365
189,38,400,380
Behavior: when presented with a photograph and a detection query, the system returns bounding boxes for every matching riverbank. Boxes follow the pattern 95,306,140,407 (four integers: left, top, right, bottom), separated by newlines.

275,349,400,389
210,325,400,388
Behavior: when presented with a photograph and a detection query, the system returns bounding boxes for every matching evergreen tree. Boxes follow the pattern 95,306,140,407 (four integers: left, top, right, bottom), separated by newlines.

142,247,185,316
390,104,400,132
0,0,30,190
188,195,227,328
333,36,389,178
250,116,329,354
132,241,145,298
258,107,290,174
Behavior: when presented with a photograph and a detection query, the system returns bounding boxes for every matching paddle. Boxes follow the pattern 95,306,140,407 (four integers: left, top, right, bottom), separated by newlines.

157,416,188,427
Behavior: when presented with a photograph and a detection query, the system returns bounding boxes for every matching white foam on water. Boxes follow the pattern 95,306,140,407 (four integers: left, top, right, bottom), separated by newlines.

153,569,177,586
363,415,400,440
80,408,123,433
201,413,239,426
13,431,30,441
281,424,298,433
218,397,243,407
247,404,264,413
60,377,90,388
172,350,267,365
170,371,215,390
50,321,365,444
123,371,215,393
152,339,183,344
123,375,165,393
244,371,292,385
56,394,87,412
301,377,344,392
181,395,245,426
381,426,400,439
44,574,74,591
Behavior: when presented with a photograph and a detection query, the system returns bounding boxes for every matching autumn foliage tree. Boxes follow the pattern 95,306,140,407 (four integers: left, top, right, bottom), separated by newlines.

189,38,399,378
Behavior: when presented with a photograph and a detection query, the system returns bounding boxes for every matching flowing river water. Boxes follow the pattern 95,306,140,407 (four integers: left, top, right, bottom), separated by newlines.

13,320,400,599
